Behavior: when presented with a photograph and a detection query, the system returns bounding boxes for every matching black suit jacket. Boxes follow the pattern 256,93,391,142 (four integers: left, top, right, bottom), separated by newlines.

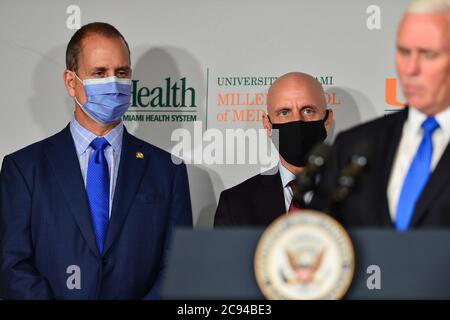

319,108,450,228
214,169,321,227
214,170,285,227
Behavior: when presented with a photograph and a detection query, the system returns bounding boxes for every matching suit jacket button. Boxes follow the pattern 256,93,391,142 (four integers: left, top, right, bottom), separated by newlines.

102,257,107,267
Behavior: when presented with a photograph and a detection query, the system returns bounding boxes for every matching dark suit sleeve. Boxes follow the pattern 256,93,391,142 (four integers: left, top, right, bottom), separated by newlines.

214,191,233,227
143,162,192,300
0,156,53,299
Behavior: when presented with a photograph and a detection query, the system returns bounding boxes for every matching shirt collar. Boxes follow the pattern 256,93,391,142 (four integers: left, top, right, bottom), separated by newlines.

434,106,450,137
70,116,124,156
407,106,450,136
278,162,296,188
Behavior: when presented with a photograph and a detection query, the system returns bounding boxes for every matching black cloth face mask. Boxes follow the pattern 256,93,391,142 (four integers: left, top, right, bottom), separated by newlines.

269,110,329,167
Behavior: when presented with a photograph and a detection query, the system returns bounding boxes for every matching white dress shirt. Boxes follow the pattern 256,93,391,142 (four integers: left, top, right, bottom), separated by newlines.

387,106,450,222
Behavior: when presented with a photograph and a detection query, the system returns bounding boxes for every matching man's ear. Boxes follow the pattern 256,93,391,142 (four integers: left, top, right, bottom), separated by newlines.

324,108,334,131
63,69,76,97
263,111,272,137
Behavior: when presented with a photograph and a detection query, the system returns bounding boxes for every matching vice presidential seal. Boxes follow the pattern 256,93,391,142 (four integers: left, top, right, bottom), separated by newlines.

254,210,354,300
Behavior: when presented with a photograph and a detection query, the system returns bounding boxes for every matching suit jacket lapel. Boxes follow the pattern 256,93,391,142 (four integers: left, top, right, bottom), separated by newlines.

253,170,286,225
103,129,147,254
410,139,450,227
45,125,99,257
375,108,409,227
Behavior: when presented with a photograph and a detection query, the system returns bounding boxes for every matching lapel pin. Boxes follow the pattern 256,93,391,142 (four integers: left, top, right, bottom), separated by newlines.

136,152,144,159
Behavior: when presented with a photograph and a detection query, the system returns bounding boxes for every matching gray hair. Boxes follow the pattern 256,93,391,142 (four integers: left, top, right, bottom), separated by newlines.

406,0,450,14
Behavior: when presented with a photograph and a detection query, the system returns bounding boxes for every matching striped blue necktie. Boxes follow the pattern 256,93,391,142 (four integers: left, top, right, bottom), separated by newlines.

395,117,439,231
86,137,110,254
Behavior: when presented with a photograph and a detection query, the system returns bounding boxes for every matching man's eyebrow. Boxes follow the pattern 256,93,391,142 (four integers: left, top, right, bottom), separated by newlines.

87,66,131,73
396,44,409,51
418,48,439,54
397,45,440,54
115,66,131,71
300,104,319,109
88,66,108,73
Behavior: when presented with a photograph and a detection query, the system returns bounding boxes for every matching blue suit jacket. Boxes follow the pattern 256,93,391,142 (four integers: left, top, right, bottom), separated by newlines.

0,125,192,299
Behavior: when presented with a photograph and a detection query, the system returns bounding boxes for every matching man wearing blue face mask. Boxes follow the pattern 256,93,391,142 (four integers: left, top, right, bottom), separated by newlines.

214,72,333,227
0,22,193,299
72,73,133,125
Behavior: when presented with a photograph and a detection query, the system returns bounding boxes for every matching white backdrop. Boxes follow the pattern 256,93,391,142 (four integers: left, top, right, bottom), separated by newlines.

0,0,409,227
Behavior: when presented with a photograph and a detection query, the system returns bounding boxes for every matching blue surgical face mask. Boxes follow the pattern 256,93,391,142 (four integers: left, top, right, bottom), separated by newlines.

73,72,132,125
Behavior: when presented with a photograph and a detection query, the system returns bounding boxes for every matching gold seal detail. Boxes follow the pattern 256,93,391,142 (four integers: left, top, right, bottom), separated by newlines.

254,210,354,300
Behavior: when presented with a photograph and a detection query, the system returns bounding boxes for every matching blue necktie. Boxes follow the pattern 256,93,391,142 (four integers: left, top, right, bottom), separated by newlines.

86,137,110,254
395,117,439,231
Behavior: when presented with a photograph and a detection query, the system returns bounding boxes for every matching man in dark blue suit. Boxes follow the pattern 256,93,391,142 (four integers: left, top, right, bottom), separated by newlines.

0,22,192,299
